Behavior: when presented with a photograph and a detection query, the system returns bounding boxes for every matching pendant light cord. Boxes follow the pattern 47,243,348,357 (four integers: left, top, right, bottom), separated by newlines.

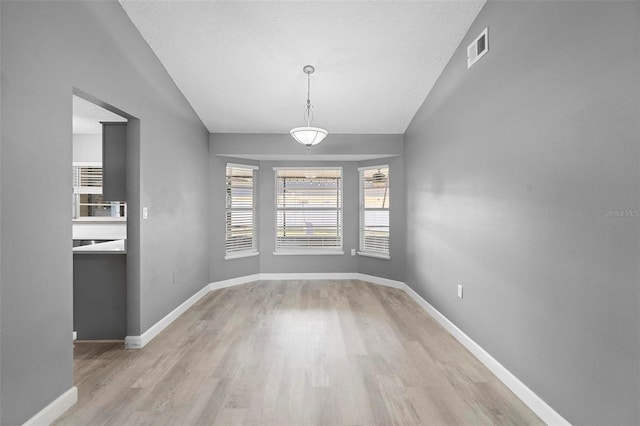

290,65,328,150
305,71,313,127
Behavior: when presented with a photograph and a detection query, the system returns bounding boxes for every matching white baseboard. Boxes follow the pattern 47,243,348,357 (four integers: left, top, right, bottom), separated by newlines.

124,335,143,349
23,386,77,426
124,273,379,349
229,272,404,289
125,283,211,349
209,273,261,291
400,283,570,426
356,273,405,289
260,272,360,281
207,272,386,288
121,272,568,425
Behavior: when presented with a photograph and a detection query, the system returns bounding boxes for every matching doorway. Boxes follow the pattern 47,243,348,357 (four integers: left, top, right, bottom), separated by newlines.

71,92,129,341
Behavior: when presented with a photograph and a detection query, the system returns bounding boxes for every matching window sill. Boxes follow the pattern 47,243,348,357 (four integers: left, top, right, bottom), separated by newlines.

357,251,391,260
273,250,345,256
224,251,260,260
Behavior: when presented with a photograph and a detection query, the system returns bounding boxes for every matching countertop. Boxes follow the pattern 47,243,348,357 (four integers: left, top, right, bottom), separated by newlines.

73,239,126,254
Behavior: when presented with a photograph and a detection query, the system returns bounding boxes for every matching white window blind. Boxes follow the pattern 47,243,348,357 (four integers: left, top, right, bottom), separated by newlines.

73,164,102,195
359,166,390,257
72,163,126,219
226,164,258,256
275,168,342,251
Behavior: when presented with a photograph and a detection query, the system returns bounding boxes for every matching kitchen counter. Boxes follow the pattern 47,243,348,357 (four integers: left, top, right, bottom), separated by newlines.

73,239,126,254
73,253,127,340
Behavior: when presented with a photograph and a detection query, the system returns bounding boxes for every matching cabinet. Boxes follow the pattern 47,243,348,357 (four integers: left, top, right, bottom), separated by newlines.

102,122,127,201
73,253,127,340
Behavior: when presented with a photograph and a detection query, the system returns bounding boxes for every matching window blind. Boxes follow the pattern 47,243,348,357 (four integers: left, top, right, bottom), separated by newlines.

226,164,258,255
73,165,102,194
275,168,342,250
72,163,126,219
359,166,390,256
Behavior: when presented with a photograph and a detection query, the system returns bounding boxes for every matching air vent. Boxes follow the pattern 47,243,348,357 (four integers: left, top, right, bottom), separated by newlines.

467,27,489,69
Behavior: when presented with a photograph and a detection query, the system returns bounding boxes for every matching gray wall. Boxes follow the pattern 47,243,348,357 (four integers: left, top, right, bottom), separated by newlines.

404,1,640,424
0,1,3,421
211,133,403,160
0,2,209,424
126,118,142,336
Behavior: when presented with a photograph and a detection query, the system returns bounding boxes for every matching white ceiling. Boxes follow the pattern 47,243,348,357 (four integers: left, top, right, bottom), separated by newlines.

119,1,485,134
73,95,128,134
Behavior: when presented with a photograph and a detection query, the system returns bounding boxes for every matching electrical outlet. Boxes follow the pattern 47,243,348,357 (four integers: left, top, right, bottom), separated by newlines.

173,271,177,284
351,249,356,256
457,284,463,299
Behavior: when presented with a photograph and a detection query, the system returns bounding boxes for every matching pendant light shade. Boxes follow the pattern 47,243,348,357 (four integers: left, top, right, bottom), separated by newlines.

290,65,328,149
290,126,328,146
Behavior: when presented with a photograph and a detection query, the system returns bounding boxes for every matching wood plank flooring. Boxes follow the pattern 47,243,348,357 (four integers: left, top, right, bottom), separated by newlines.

55,280,543,425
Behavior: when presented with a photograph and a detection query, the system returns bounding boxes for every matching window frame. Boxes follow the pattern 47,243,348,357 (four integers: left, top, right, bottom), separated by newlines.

72,161,127,221
358,164,391,260
273,166,344,256
225,162,259,260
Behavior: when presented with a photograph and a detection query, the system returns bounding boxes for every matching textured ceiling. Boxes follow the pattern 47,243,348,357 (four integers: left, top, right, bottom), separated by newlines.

73,95,127,134
119,1,485,134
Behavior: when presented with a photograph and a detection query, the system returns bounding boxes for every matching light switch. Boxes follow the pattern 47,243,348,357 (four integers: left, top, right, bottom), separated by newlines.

142,207,148,220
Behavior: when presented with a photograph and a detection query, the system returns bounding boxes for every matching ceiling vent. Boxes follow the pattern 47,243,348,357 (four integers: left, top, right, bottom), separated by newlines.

467,27,488,69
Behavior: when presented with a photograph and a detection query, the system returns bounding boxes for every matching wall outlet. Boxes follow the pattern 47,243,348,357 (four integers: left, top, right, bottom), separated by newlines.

173,271,177,284
142,206,148,219
457,284,463,299
351,248,356,256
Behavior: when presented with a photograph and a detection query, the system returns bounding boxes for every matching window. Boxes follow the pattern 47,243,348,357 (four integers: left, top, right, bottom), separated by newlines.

275,167,343,254
359,165,390,258
72,163,126,219
225,163,258,259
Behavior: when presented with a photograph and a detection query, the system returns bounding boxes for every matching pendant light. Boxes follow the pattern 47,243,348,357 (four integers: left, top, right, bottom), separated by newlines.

290,65,328,149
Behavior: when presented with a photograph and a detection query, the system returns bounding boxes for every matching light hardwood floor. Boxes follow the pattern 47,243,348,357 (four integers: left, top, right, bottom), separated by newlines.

56,280,543,425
